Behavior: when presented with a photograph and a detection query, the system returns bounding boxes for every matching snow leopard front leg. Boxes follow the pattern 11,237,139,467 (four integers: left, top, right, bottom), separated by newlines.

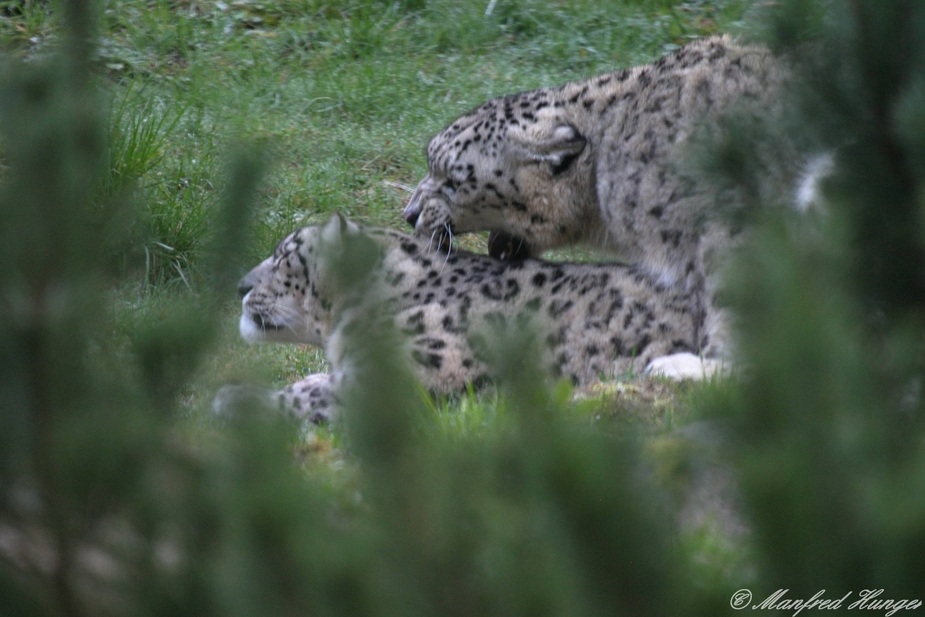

213,372,342,425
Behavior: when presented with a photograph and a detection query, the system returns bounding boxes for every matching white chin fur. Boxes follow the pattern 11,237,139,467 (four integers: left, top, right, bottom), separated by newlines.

238,311,304,344
238,292,286,343
239,293,262,343
239,311,265,343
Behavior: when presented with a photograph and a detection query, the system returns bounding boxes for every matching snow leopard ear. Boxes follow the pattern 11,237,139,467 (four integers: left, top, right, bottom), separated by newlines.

322,212,361,246
511,123,586,174
321,212,380,282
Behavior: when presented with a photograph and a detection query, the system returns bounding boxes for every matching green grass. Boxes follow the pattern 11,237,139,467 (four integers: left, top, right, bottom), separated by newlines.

2,0,750,434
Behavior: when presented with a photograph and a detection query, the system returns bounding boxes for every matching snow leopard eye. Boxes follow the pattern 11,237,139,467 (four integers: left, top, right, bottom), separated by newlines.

442,180,458,199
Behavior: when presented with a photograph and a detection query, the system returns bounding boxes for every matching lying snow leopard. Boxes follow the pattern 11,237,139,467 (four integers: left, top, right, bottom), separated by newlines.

217,214,703,423
403,35,796,374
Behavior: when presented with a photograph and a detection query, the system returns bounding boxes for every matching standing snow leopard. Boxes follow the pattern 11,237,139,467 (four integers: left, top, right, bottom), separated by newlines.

215,215,704,424
403,35,795,374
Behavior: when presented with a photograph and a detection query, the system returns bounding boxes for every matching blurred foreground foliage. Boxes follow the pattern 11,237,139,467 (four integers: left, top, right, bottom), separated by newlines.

704,0,925,600
1,1,924,616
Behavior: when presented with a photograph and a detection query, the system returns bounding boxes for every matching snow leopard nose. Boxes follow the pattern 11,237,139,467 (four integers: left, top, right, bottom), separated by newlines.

237,269,258,298
403,196,421,228
404,180,431,228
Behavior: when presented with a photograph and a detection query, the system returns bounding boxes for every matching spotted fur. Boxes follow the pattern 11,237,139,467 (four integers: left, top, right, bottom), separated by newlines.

219,214,704,422
403,35,787,361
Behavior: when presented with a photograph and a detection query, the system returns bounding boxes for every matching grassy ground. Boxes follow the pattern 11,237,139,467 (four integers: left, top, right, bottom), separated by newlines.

3,0,752,431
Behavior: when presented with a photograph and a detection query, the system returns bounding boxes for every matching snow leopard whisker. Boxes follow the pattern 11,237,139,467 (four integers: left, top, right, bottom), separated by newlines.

440,223,454,269
265,305,302,331
426,229,440,252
